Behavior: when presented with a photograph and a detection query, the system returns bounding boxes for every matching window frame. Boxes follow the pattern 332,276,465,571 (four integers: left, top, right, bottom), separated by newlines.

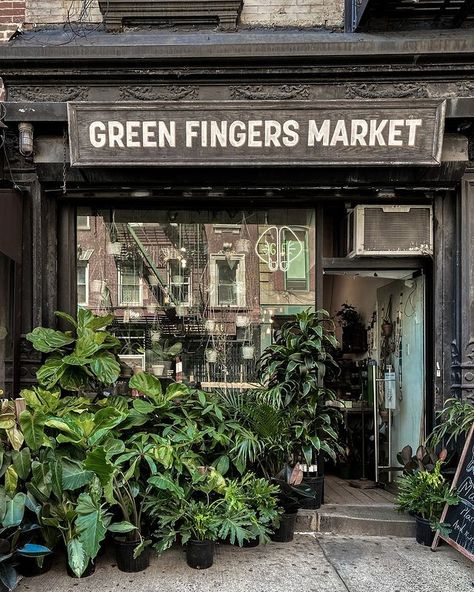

77,215,91,230
118,263,143,307
210,253,246,308
77,261,89,306
167,259,192,306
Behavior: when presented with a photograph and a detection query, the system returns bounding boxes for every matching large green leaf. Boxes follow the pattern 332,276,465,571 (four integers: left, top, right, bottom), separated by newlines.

148,474,184,498
89,352,120,385
2,492,26,527
4,466,18,496
11,448,31,480
20,410,46,452
59,366,89,392
84,448,114,487
54,311,77,328
77,309,114,332
26,327,74,354
5,426,24,452
62,459,94,491
36,357,65,389
129,372,162,398
76,493,107,560
89,408,126,447
108,521,137,533
67,538,87,578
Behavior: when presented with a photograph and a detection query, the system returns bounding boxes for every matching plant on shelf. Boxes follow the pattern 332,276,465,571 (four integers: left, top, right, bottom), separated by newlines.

395,460,459,546
335,302,367,353
26,309,121,393
149,340,182,377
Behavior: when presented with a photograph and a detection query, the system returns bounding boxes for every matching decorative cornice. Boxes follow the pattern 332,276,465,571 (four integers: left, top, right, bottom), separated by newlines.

119,85,200,101
345,80,474,100
229,85,310,100
8,86,90,102
345,83,429,99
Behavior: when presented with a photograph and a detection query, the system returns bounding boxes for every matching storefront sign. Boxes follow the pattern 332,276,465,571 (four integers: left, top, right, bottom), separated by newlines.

68,100,445,167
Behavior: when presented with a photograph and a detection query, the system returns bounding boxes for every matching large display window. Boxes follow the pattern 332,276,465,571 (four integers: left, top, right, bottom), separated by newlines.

76,208,316,389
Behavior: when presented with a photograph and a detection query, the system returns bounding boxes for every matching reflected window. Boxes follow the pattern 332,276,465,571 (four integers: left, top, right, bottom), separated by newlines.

284,228,309,291
210,254,245,307
77,261,89,306
119,262,143,306
168,259,191,305
77,216,90,230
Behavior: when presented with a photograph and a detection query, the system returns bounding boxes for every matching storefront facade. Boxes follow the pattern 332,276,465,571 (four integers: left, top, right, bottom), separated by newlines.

1,26,473,480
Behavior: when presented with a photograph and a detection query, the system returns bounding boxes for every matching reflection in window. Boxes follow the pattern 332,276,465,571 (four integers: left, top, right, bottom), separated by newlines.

168,259,191,305
119,262,142,306
77,261,89,305
210,254,245,307
77,215,90,230
285,228,308,291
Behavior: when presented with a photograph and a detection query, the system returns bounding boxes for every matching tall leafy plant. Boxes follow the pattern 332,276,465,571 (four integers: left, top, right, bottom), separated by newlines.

253,309,342,469
26,309,121,392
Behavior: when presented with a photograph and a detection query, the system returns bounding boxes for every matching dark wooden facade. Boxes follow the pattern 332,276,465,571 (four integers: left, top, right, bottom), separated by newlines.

0,27,473,424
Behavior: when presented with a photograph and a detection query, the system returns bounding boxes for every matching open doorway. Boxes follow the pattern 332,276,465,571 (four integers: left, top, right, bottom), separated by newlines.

323,270,426,504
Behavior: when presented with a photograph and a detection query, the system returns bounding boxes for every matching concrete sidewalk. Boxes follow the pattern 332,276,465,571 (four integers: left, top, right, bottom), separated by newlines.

18,534,473,592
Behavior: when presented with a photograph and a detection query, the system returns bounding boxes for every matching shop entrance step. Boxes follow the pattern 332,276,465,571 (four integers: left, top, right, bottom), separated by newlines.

297,505,416,538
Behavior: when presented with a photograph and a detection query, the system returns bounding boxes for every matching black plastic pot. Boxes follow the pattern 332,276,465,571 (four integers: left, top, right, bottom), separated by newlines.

301,474,324,509
186,540,214,569
17,553,54,577
115,539,150,573
415,515,435,546
270,512,297,543
241,537,259,548
66,560,95,578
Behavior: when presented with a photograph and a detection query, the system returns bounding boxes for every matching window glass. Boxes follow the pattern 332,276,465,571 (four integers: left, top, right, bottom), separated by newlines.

76,209,316,388
77,262,89,305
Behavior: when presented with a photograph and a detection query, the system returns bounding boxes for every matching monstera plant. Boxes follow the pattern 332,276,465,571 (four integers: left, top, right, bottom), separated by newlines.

26,309,121,393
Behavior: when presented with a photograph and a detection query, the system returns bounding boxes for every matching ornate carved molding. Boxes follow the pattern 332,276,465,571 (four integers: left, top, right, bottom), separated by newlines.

119,86,199,101
8,86,90,102
229,85,310,100
345,80,474,100
345,83,429,99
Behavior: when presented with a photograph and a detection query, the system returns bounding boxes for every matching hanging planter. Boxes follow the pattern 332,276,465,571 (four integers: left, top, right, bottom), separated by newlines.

235,315,250,328
204,319,216,332
242,345,255,360
205,348,217,363
107,242,122,256
90,279,106,294
235,238,251,253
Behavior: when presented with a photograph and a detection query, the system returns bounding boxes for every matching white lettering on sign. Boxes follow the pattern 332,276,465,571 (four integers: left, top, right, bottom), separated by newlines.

88,118,424,150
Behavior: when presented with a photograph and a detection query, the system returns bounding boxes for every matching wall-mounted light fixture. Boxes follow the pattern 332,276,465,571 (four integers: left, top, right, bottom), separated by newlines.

18,122,34,156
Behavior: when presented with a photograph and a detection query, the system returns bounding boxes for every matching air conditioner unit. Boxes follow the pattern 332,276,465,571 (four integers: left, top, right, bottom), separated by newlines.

347,205,433,257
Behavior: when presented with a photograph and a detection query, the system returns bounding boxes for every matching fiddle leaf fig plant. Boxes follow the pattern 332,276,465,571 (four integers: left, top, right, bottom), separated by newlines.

26,309,121,392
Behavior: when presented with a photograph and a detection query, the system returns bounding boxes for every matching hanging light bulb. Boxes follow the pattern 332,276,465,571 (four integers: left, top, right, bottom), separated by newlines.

181,259,187,269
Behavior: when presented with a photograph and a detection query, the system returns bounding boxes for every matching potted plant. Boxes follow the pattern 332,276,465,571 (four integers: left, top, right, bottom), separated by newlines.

242,344,255,360
150,340,182,377
0,492,52,590
335,303,367,353
395,460,459,546
205,348,217,363
107,475,152,572
25,309,121,393
255,309,342,503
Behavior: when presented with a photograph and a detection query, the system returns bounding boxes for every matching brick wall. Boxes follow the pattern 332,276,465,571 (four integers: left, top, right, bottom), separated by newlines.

0,1,25,43
240,0,344,28
25,0,101,24
0,0,344,41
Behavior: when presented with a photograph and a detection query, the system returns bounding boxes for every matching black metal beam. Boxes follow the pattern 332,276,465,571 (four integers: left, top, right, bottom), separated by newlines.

452,0,474,26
